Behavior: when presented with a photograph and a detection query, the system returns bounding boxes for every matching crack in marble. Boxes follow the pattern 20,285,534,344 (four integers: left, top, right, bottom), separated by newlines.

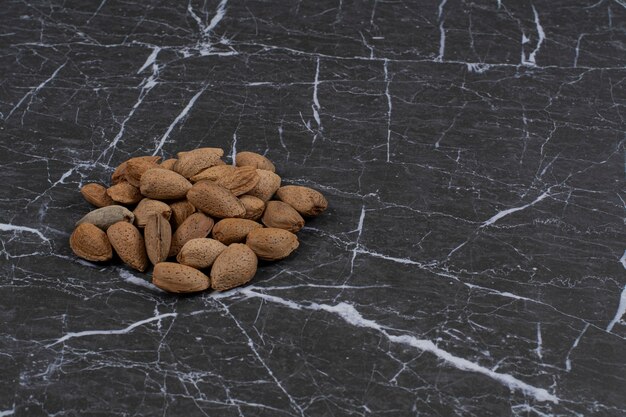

383,58,392,162
4,61,66,122
46,312,177,348
606,250,626,332
217,299,307,417
152,84,208,156
239,289,560,404
0,223,49,242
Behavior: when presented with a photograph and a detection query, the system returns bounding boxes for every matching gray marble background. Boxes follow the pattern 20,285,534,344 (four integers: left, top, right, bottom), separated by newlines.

1,0,625,416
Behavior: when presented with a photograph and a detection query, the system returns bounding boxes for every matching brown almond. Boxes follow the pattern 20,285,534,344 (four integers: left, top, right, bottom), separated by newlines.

235,151,276,172
107,182,142,205
239,195,265,221
168,212,214,257
190,165,236,183
177,147,224,158
216,166,260,196
176,238,226,269
245,169,281,201
210,243,258,291
212,218,263,245
125,156,162,187
111,161,128,185
160,158,177,170
262,201,305,233
275,185,328,217
70,223,113,262
169,199,196,230
174,148,224,179
81,183,115,208
133,198,172,228
140,168,192,200
187,181,246,219
145,213,172,265
76,205,135,230
246,228,299,261
107,221,149,272
152,262,210,293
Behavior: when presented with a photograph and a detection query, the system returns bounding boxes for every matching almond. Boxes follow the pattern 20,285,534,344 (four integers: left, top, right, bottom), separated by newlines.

176,238,226,269
235,151,276,172
174,148,224,179
160,158,177,170
152,262,210,293
133,198,172,228
140,168,192,200
239,195,265,220
145,213,172,266
125,156,162,187
212,218,263,245
177,147,224,158
187,181,246,218
245,169,281,201
70,223,113,262
111,156,160,185
216,166,260,196
190,165,236,183
80,183,115,208
275,185,328,217
168,212,214,257
169,199,195,230
111,161,128,185
262,201,304,233
107,182,142,205
76,205,134,230
246,228,299,261
107,221,149,272
210,243,257,291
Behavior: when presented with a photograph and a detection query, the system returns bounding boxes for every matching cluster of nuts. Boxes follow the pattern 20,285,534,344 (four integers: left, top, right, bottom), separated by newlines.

69,148,327,293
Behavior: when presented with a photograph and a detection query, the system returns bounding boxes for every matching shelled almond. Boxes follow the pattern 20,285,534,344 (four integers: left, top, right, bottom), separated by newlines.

70,148,328,294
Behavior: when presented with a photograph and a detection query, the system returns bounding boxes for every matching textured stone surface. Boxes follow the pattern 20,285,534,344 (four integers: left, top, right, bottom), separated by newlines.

0,1,625,416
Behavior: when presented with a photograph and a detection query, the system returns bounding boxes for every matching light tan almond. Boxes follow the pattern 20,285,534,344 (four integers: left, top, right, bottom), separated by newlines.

262,201,305,233
190,165,236,183
160,158,177,170
245,169,281,201
107,221,149,272
174,148,224,179
70,223,113,262
76,205,135,230
80,183,115,208
235,151,276,172
275,185,328,217
216,166,260,196
169,199,195,230
133,198,172,228
145,213,172,265
246,228,299,261
140,168,192,200
177,147,224,158
107,182,142,205
176,238,226,269
187,181,246,219
152,262,210,293
210,243,257,291
168,212,214,257
124,156,162,187
239,195,265,220
212,218,263,245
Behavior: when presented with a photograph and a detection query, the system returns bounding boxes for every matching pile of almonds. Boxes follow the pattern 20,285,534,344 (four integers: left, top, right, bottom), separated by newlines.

70,148,327,293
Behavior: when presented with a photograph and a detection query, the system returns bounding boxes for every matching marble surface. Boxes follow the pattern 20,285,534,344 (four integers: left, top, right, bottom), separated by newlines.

1,0,625,415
